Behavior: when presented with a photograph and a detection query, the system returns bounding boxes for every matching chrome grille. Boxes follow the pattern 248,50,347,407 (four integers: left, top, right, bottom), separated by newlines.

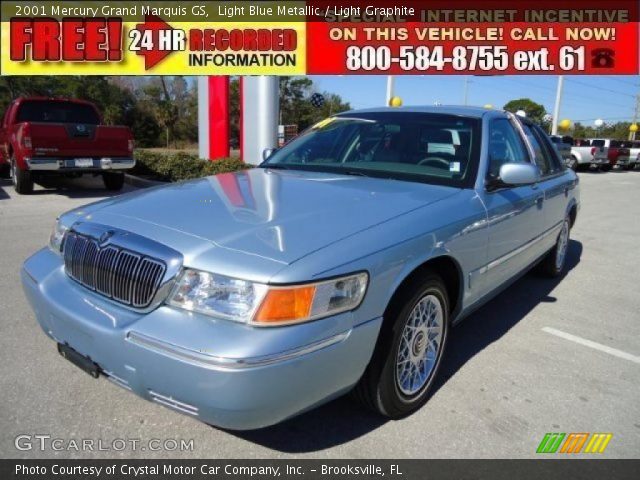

63,232,166,308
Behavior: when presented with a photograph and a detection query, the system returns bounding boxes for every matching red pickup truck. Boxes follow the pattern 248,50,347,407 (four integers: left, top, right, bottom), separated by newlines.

0,97,134,194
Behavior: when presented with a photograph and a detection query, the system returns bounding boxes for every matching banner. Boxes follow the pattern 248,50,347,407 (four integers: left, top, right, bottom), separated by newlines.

1,0,638,75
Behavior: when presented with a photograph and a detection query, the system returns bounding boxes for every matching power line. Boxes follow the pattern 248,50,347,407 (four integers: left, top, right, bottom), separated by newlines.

565,78,636,98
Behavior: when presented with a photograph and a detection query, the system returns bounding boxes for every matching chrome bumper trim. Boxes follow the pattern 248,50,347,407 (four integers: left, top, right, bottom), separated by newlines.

27,158,135,171
126,329,351,370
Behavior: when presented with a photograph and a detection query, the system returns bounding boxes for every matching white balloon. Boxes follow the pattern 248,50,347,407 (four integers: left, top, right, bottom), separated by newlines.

594,119,604,127
516,110,527,117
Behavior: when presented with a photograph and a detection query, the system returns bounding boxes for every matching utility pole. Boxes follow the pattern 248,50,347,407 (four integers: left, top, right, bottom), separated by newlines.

385,76,395,106
551,75,564,136
630,93,640,141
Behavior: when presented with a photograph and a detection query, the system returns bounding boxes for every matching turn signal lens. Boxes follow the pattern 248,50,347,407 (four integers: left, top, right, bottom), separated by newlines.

253,272,368,326
254,287,316,324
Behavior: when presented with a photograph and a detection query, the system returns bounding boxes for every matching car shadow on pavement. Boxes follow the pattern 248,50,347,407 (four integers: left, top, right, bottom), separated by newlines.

226,240,583,453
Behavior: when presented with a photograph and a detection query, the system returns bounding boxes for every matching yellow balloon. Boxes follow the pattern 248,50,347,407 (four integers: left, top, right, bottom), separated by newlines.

630,124,639,132
559,119,572,130
389,96,403,107
484,104,494,109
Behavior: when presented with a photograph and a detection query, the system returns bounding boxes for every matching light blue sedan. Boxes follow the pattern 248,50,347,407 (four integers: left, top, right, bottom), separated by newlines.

22,106,579,429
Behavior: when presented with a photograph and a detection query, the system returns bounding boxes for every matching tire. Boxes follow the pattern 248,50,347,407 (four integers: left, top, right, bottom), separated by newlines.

567,157,578,171
575,162,588,172
11,156,34,194
600,164,612,172
537,216,571,278
102,172,125,191
353,272,449,418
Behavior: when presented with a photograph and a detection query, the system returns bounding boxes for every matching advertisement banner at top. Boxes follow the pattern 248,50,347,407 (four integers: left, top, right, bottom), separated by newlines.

0,0,638,75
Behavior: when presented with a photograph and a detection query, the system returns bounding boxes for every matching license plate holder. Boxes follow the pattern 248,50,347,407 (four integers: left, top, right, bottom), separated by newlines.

74,158,94,168
57,343,100,378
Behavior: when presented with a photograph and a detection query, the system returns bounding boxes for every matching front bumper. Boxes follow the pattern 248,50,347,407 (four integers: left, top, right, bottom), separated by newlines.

21,248,381,430
27,157,135,171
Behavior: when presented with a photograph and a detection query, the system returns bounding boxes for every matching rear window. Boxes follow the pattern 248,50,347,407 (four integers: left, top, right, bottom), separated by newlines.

591,140,605,147
16,101,100,125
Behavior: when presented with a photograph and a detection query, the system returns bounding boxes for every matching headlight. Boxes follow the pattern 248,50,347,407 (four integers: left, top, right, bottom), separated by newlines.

49,219,68,254
168,270,368,326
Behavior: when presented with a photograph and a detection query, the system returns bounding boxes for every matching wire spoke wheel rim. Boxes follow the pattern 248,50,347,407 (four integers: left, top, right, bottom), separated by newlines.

555,219,570,271
395,294,444,396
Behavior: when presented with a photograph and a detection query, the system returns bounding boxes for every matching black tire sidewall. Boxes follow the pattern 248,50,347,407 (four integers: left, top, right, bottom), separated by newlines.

376,275,449,417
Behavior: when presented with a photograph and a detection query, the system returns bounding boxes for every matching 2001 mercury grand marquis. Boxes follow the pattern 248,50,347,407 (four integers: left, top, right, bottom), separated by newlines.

22,106,579,430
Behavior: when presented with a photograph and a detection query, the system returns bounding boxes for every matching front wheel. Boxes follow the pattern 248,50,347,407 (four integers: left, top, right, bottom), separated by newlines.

102,172,125,191
353,272,449,418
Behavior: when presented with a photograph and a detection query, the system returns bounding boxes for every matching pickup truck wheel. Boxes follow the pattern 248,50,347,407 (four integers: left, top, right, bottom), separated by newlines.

11,157,34,194
102,172,125,191
600,164,612,172
538,217,570,278
353,272,449,418
567,158,578,171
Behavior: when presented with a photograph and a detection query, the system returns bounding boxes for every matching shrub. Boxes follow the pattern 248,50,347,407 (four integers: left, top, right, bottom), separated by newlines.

132,151,249,182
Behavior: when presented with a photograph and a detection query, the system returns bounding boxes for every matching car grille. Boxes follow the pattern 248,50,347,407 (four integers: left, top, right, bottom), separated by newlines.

63,232,166,308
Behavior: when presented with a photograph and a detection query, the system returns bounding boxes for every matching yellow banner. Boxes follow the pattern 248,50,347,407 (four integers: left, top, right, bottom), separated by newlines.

0,2,306,75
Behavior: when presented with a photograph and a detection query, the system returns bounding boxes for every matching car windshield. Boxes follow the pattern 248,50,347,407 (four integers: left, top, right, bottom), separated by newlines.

16,100,100,124
260,112,481,188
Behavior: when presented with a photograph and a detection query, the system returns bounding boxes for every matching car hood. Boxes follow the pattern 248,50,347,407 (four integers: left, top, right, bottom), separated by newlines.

80,168,459,265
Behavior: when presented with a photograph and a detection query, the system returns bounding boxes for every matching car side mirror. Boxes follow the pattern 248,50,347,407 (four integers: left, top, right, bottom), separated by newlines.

262,148,277,161
498,163,541,187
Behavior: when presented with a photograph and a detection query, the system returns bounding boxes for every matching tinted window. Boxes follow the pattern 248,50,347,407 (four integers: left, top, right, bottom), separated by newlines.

262,112,482,188
533,124,564,171
522,124,554,175
487,118,529,179
16,101,100,124
591,140,605,147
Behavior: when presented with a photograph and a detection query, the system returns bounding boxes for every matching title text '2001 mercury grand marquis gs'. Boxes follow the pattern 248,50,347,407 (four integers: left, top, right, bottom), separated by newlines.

22,107,579,430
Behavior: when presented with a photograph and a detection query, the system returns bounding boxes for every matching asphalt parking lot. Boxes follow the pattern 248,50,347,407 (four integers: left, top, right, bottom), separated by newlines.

0,171,639,459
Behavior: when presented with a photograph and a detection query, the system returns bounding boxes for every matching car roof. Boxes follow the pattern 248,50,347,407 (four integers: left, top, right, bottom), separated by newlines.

338,105,503,119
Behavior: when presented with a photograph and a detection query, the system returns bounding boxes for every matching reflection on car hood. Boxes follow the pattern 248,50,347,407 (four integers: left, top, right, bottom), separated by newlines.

77,168,459,264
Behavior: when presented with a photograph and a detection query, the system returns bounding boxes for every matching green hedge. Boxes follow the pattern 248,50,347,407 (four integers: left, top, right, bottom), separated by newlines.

132,151,249,182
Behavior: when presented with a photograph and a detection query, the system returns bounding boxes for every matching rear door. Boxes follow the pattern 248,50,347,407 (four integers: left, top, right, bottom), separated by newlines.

521,122,574,251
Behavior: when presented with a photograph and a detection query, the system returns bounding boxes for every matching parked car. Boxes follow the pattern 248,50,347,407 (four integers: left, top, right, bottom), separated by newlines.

570,139,610,171
0,97,135,194
22,106,579,430
587,138,631,171
618,140,639,170
549,135,572,166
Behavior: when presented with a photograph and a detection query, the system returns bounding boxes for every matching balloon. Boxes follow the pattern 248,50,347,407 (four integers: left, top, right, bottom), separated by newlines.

389,96,403,107
630,124,639,133
483,104,494,109
559,119,572,130
594,119,604,127
516,110,527,117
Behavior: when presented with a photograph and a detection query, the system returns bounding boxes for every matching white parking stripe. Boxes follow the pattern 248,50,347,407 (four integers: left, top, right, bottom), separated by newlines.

542,327,640,365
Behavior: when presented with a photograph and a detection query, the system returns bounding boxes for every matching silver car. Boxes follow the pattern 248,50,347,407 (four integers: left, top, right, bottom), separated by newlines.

22,107,579,430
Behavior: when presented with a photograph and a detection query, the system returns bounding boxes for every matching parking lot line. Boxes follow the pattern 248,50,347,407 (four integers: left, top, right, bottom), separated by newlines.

542,327,640,365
